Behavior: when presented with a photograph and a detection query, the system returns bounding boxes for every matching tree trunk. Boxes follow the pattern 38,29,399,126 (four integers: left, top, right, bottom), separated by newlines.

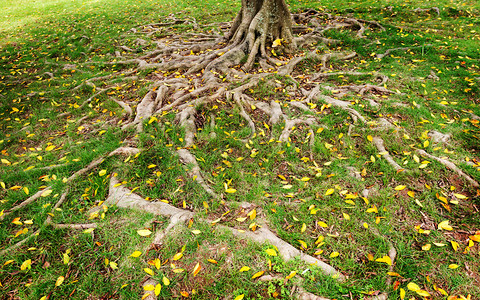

226,0,295,70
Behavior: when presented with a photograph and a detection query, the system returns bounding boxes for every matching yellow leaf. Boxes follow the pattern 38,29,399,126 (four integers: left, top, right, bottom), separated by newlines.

325,188,334,195
239,266,251,272
272,39,282,48
23,187,29,195
173,268,185,273
453,193,467,199
207,259,217,264
285,271,297,280
387,272,401,276
330,252,339,258
236,217,247,222
423,140,430,148
234,295,245,300
130,251,142,257
137,229,152,236
99,169,107,176
1,158,11,165
40,189,52,197
83,228,95,234
144,268,154,276
110,261,118,270
24,219,33,225
162,276,170,286
20,259,32,270
363,222,369,229
438,220,453,231
366,205,378,213
301,223,306,232
375,255,392,265
143,284,154,291
300,177,310,182
343,213,350,220
225,188,237,194
248,209,257,220
282,184,293,189
318,221,328,228
191,230,201,235
394,185,406,191
422,244,431,251
367,135,373,142
448,264,459,269
193,262,201,277
45,145,55,151
265,249,277,256
451,240,459,251
155,284,162,296
147,164,157,169
173,252,183,260
252,270,265,279
180,291,189,297
400,288,406,299
407,282,420,291
416,290,431,297
298,240,308,249
148,116,157,124
55,276,65,286
315,235,324,245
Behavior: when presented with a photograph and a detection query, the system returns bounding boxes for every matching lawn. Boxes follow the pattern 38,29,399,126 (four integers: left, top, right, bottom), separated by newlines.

1,0,479,299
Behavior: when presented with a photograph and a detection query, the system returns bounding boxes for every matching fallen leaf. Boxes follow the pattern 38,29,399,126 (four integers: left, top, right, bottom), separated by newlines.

260,247,276,257
193,262,201,277
144,268,154,276
130,251,142,257
375,255,392,265
154,284,161,296
137,229,152,236
173,252,184,261
438,220,453,231
162,276,170,286
55,276,65,286
448,264,459,269
252,270,265,279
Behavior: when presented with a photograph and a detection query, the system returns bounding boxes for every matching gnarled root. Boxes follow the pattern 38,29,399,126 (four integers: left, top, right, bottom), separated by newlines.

372,137,406,172
416,150,479,187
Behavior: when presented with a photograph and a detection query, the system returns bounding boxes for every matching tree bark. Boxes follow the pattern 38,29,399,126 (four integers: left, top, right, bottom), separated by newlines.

226,0,295,69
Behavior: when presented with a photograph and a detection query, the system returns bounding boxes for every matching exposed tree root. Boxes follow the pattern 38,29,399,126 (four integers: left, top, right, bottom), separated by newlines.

90,176,343,284
224,224,344,279
372,137,405,172
416,150,479,187
413,7,440,16
376,44,432,59
50,223,98,230
316,93,366,123
23,163,70,173
0,186,52,220
177,149,218,198
0,229,40,257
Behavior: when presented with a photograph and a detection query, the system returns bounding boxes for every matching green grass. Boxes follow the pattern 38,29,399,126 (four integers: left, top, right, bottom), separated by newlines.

1,0,480,299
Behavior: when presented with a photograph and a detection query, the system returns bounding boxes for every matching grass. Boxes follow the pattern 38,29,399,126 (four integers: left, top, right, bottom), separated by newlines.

1,0,480,299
